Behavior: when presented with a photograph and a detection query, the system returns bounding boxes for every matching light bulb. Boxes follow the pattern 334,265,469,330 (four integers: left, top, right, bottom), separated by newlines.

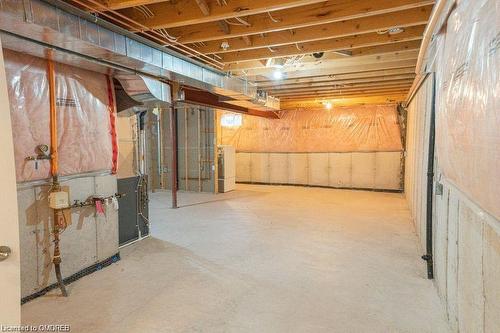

272,70,283,80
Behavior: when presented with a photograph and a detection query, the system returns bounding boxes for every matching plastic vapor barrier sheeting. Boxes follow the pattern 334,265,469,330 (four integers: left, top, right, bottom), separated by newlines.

4,50,114,182
434,0,499,219
219,104,403,153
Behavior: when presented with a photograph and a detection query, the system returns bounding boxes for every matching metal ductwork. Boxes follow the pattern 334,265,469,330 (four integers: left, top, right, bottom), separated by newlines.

0,0,280,112
114,74,171,115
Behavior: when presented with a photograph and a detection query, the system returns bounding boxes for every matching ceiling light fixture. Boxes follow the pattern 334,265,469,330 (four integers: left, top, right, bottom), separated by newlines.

272,69,283,80
220,41,230,50
388,27,404,35
323,101,333,110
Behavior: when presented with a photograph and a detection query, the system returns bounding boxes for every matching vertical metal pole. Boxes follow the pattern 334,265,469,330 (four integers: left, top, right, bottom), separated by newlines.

213,109,219,194
184,107,188,191
169,84,178,209
157,108,164,189
197,108,202,192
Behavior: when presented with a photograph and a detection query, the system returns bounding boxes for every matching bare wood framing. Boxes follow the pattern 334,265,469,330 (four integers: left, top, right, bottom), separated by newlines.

219,25,425,63
165,0,434,43
192,6,431,54
120,0,328,29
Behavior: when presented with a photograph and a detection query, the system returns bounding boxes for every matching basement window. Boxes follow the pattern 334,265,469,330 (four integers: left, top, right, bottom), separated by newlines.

221,113,243,128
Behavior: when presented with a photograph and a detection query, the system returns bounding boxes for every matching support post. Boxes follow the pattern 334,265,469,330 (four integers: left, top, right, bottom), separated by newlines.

169,83,179,208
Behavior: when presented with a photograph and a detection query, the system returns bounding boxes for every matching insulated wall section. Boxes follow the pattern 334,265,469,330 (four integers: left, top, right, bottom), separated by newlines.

236,151,402,191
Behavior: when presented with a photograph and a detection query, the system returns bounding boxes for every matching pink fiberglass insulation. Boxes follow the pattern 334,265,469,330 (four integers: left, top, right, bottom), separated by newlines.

219,104,403,153
4,50,114,182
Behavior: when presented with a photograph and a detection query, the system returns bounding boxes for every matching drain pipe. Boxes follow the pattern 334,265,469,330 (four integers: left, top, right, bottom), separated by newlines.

47,58,68,296
421,73,436,279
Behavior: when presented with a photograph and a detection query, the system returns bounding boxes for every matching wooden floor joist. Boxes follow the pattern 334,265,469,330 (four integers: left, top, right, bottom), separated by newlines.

191,6,431,55
74,0,436,108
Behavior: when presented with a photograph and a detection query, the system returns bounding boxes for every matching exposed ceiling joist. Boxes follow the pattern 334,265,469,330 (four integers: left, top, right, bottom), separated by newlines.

226,47,419,72
102,0,167,10
279,88,411,100
218,25,425,63
257,72,417,88
166,0,434,43
268,78,415,93
192,6,431,54
273,84,413,97
280,95,407,108
119,0,328,29
236,55,418,77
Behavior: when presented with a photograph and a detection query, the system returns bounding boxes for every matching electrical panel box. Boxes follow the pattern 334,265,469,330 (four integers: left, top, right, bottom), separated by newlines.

217,145,236,193
49,191,69,209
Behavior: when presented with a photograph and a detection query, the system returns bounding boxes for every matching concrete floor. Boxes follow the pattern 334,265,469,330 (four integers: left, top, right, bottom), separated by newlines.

22,185,450,332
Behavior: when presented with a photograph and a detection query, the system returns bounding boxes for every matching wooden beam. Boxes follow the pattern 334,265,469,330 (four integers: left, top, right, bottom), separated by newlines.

237,57,418,78
281,95,407,108
219,25,425,63
266,76,414,92
103,0,168,10
273,85,413,98
194,0,210,16
120,0,327,29
348,40,422,57
227,47,419,72
191,6,431,54
279,89,411,100
256,67,417,86
258,72,416,88
165,0,434,43
182,88,278,118
229,50,418,75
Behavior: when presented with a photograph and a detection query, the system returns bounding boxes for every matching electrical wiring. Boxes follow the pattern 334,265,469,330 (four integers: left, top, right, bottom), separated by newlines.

267,12,282,23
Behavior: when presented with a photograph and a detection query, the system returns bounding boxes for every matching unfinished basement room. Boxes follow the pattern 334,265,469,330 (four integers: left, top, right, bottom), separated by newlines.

0,0,498,332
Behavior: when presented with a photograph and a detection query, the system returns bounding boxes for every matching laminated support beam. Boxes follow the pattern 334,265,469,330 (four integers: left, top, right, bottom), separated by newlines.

181,89,279,119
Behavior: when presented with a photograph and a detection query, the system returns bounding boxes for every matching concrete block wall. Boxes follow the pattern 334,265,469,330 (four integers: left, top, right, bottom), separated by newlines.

236,151,402,191
17,174,119,298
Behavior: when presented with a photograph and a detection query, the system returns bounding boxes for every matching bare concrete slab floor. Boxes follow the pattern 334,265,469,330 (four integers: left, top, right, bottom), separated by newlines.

22,185,450,332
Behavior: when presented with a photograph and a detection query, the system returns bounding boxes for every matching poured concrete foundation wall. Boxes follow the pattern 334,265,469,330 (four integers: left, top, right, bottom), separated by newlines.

405,0,500,329
236,151,402,191
17,175,119,299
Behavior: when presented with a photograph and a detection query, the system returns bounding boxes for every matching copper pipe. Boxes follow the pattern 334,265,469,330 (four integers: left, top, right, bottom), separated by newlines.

47,59,58,176
70,0,224,69
47,59,68,297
